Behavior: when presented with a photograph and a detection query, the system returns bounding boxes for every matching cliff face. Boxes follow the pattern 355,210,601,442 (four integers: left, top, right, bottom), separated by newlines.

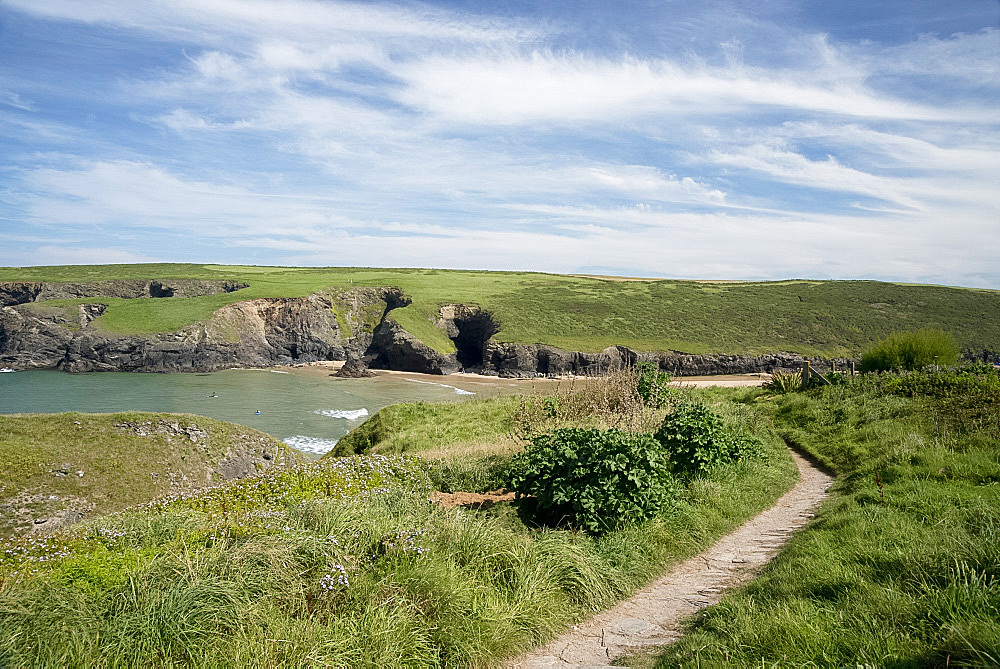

0,282,845,376
0,282,407,373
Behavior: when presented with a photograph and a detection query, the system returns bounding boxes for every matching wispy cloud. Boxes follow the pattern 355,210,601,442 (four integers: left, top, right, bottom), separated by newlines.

0,0,997,286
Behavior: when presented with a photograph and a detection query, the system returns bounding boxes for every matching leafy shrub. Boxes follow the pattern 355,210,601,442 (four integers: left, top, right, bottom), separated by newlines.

634,361,674,409
860,329,960,372
880,368,1000,399
654,402,761,475
825,371,848,385
506,428,679,533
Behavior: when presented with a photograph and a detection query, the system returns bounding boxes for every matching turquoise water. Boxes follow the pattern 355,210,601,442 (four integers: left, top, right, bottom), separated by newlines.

0,368,477,457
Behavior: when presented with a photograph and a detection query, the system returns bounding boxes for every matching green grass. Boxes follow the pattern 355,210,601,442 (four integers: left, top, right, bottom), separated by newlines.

0,386,798,667
331,396,523,457
628,370,1000,667
0,413,300,538
3,264,999,356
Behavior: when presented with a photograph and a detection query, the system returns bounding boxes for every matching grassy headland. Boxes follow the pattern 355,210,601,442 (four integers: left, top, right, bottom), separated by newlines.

0,412,300,538
2,263,999,357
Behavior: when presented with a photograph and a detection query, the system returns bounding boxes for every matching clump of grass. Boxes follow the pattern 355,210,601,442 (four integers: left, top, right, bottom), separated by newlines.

762,369,803,393
511,367,677,438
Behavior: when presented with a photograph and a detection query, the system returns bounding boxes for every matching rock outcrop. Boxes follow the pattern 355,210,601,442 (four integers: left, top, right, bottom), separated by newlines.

0,279,248,304
0,285,403,373
0,283,856,377
480,341,843,377
366,318,460,374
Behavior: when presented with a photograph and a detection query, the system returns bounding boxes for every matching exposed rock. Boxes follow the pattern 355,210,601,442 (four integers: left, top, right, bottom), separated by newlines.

336,352,376,378
437,304,498,368
0,282,43,306
483,341,850,377
0,279,249,304
0,280,869,378
366,318,459,374
0,288,396,373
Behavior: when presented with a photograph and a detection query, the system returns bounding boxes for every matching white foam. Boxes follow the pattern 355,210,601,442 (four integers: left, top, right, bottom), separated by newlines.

403,378,475,395
0,368,15,373
283,435,340,455
315,408,370,420
269,370,291,374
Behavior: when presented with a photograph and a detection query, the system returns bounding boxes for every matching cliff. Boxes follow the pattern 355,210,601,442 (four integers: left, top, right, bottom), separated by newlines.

0,280,846,376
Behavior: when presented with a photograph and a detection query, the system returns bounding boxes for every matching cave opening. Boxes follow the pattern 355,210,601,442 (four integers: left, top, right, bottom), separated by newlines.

451,310,498,369
148,281,175,298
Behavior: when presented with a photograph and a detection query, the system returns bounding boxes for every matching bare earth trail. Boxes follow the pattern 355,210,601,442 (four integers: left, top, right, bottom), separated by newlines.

509,449,833,668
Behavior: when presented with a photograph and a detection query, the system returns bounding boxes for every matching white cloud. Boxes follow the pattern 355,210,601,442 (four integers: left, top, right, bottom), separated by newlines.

2,0,997,287
17,246,161,266
392,50,967,126
0,91,33,111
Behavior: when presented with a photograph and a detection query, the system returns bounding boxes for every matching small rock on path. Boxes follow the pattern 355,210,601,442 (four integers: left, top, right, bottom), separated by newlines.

508,449,833,668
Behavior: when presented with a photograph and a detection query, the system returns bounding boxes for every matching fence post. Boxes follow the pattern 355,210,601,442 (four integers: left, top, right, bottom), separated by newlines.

803,361,811,387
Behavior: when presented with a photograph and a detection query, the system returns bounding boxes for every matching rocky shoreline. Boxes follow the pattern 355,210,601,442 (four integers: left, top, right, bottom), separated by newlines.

2,279,857,377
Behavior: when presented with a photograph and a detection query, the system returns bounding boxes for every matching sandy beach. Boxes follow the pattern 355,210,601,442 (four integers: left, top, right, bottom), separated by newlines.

276,361,769,393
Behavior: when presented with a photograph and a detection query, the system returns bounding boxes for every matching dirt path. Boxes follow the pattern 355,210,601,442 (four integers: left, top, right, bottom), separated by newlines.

508,449,833,668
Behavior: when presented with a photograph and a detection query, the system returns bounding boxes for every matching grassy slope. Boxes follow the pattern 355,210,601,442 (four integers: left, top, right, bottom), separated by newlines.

628,374,1000,667
2,264,999,357
0,390,798,667
330,397,522,458
0,412,298,538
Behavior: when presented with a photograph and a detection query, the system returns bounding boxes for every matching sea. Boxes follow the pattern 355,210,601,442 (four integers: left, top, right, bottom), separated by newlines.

0,367,479,457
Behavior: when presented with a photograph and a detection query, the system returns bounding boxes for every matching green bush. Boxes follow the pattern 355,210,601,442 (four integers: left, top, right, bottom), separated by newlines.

506,428,679,533
860,329,960,372
634,361,674,409
654,402,760,475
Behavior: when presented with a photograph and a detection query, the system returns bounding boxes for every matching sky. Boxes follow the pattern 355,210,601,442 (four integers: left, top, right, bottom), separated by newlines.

1,0,998,287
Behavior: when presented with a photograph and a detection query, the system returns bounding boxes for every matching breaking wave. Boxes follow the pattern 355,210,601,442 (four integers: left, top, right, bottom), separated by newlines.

282,435,340,455
314,408,370,420
403,378,475,395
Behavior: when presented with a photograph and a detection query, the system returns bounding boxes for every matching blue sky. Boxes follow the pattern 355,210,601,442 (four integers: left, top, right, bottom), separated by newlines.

1,1,998,287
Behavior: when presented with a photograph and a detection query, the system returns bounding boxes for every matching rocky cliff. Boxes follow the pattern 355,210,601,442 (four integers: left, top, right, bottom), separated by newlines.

0,281,405,373
0,281,846,376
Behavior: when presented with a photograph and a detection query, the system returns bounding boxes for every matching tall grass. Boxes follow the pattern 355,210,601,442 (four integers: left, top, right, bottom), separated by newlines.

632,371,1000,667
0,384,799,667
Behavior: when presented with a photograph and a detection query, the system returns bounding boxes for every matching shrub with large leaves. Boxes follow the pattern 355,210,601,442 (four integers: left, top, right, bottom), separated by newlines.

507,428,679,533
655,402,760,475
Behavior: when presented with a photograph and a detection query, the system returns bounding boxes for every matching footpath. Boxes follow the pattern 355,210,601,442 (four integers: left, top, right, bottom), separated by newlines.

509,449,833,667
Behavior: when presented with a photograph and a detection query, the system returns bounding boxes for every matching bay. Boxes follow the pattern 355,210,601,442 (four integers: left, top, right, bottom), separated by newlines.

0,368,482,457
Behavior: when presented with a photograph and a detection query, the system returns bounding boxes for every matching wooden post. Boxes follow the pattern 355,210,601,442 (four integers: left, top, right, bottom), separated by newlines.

851,361,856,375
832,361,837,373
803,361,811,387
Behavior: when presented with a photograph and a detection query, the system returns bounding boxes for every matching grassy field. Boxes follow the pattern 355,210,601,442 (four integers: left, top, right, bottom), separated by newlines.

0,381,798,667
0,413,300,539
627,369,1000,667
3,263,999,357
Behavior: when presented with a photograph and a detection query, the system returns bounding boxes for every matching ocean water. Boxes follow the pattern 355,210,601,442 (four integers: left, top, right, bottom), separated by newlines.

0,368,478,457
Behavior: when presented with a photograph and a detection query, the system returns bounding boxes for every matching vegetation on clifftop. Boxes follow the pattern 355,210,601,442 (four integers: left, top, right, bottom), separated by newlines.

2,263,999,357
0,412,300,538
